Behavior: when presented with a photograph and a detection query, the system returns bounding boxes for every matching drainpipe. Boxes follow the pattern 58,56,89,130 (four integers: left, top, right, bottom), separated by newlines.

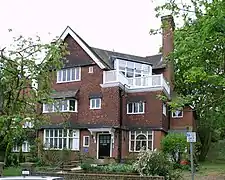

118,84,126,163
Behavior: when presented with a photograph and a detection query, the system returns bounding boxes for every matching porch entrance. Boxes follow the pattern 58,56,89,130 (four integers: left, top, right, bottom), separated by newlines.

98,134,111,159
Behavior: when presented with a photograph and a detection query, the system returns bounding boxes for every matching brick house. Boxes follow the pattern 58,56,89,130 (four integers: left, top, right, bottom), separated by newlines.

38,15,195,160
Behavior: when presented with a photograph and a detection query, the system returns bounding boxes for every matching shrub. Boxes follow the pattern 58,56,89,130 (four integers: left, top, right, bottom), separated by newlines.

161,133,188,163
133,149,181,180
81,163,135,173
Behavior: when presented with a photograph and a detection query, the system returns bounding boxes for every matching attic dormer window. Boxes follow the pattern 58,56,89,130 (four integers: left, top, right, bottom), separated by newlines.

115,59,151,78
57,67,81,83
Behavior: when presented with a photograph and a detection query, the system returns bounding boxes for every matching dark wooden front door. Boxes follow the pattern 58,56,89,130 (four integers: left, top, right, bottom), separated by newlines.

98,134,111,159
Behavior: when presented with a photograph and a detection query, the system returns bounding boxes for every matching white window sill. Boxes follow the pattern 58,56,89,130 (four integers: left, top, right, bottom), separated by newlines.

127,112,145,115
172,116,183,118
43,148,80,151
42,111,77,113
56,79,81,84
83,145,89,148
90,107,101,110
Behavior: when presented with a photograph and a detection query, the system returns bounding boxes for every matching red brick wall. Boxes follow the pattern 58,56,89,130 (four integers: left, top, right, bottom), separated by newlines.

125,91,166,130
170,106,195,130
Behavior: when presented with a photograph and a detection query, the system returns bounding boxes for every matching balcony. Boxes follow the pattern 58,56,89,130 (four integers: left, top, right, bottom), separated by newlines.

101,70,170,95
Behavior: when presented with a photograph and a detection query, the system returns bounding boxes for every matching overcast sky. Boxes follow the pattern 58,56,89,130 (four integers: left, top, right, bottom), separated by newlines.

0,0,163,57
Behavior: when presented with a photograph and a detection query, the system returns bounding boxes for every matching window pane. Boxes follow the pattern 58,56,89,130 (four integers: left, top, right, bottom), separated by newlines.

136,135,146,140
95,99,100,108
59,138,62,149
69,100,75,111
134,103,139,113
54,130,58,137
135,63,142,70
45,130,49,137
57,71,62,82
67,69,71,81
139,103,144,112
69,138,73,149
54,138,58,148
59,130,62,137
62,100,68,111
142,141,147,150
148,141,152,150
63,138,67,148
119,60,126,67
91,99,95,108
127,61,134,68
63,129,67,137
128,103,133,113
50,138,53,148
62,69,66,81
127,68,134,78
136,141,141,151
75,68,80,80
130,141,134,151
50,130,53,137
85,137,89,146
71,68,75,81
131,134,135,140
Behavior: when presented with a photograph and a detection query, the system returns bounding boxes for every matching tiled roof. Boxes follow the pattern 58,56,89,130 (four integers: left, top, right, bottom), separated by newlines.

91,47,166,70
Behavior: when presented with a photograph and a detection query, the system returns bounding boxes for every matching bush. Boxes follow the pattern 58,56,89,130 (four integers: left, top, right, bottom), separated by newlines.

81,163,135,173
161,133,188,163
133,149,182,180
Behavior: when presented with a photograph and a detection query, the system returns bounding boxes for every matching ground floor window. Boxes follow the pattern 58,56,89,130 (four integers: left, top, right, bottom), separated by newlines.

12,141,30,153
43,129,80,151
129,130,153,152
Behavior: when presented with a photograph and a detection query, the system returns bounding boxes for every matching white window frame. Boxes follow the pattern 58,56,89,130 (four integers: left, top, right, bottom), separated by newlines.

57,67,81,83
12,141,30,153
90,98,101,109
43,99,78,113
114,59,152,78
129,131,154,152
127,102,145,114
83,136,90,147
172,110,183,118
163,103,167,116
43,129,80,151
88,66,93,73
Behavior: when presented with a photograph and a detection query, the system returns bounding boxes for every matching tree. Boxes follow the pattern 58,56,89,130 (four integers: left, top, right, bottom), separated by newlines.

153,0,225,161
0,30,68,165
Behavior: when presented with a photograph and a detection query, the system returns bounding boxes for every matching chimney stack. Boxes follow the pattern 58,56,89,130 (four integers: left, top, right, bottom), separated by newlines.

161,15,175,57
161,15,175,90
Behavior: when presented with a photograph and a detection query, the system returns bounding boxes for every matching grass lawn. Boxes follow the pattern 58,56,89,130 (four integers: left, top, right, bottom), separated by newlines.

182,162,225,179
3,167,22,176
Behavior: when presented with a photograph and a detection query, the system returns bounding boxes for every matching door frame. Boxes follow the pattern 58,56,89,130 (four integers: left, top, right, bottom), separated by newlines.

97,133,112,159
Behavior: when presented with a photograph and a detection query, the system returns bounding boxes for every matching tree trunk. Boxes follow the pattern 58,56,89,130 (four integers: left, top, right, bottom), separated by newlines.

199,131,212,161
3,142,11,166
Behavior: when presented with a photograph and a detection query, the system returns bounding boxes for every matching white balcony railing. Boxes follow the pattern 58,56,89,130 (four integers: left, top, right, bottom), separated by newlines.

103,70,170,95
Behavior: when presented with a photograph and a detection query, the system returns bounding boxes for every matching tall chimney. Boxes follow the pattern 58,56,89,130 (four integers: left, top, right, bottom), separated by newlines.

161,15,175,90
161,15,175,57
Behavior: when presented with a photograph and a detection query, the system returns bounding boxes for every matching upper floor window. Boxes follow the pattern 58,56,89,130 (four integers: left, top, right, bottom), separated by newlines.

88,66,93,73
172,110,183,118
43,99,77,113
90,98,101,109
129,131,153,152
114,59,151,78
127,102,145,114
57,67,81,83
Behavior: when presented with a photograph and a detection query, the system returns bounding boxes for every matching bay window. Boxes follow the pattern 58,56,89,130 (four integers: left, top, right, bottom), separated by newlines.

43,129,80,150
129,131,153,152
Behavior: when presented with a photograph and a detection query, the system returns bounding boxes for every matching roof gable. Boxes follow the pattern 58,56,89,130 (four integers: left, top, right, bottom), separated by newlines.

59,26,107,69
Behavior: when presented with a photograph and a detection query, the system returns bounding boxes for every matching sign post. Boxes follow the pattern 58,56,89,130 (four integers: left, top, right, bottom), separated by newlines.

186,132,196,180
